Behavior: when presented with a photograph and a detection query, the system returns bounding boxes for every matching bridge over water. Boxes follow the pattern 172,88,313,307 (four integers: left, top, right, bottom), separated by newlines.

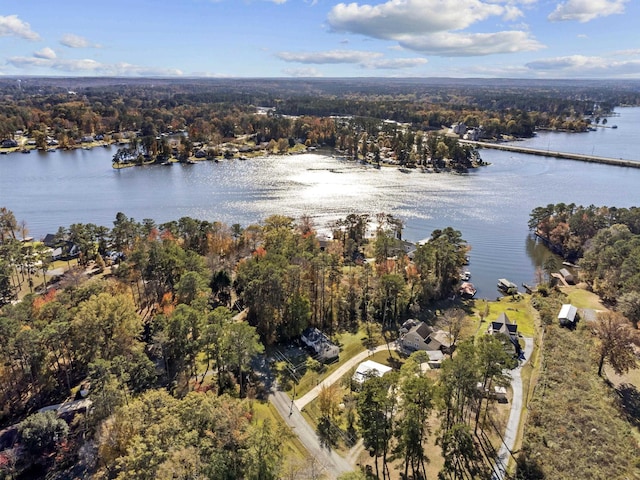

460,140,640,169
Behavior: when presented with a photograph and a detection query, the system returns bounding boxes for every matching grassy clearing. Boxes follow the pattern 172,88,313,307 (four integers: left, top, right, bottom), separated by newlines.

13,258,81,300
520,323,640,479
560,285,606,310
467,296,536,338
367,348,405,368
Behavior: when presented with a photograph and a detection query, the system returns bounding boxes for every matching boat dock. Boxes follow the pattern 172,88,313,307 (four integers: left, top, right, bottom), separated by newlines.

460,140,640,169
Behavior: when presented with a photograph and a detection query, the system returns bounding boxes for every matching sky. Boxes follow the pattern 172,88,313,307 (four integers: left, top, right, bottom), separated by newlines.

1,0,638,79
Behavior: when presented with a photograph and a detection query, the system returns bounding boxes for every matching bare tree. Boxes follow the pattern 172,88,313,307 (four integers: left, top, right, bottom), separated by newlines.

443,308,465,357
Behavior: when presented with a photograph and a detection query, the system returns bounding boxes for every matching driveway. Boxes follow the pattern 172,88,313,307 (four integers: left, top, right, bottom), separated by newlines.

271,336,537,480
267,343,396,479
492,336,534,480
295,344,394,410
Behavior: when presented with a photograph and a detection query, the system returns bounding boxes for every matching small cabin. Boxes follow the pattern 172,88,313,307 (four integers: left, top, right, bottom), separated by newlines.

558,304,578,327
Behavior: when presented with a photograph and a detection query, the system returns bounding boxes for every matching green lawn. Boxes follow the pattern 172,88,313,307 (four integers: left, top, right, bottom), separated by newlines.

560,286,606,310
468,296,537,338
288,328,372,398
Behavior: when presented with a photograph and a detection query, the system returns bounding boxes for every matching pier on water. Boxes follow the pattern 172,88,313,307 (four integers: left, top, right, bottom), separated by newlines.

460,140,640,169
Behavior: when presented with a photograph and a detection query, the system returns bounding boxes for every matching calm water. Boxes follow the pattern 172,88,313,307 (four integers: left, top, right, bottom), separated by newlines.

507,107,640,162
1,108,639,298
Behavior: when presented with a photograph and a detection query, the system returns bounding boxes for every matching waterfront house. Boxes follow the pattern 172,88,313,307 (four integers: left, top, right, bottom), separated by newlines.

487,312,518,341
487,312,522,357
400,322,452,354
1,139,18,148
41,233,79,258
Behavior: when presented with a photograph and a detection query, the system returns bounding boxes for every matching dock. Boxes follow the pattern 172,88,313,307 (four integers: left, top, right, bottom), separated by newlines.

522,283,535,294
551,272,570,287
460,140,640,169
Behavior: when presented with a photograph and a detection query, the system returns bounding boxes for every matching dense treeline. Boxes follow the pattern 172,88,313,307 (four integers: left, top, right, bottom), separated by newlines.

529,203,640,320
0,207,472,478
2,78,638,149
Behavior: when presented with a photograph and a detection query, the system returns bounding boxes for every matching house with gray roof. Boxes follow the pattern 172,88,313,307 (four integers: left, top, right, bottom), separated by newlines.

400,322,452,354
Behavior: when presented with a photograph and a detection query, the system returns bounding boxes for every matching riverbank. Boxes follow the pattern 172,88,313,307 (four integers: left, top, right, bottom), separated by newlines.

3,144,640,297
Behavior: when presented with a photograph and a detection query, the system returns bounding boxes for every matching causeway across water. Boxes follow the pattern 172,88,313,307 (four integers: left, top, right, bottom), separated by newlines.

460,140,640,168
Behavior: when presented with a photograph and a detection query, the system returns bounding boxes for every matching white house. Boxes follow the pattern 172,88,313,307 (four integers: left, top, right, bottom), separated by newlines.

301,328,339,363
352,360,392,384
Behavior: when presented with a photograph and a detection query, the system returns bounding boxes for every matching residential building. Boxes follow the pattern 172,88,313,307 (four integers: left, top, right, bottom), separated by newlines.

301,327,339,363
400,322,452,354
558,304,578,327
352,360,392,384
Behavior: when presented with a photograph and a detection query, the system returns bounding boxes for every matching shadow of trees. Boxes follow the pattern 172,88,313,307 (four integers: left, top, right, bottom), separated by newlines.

615,382,640,428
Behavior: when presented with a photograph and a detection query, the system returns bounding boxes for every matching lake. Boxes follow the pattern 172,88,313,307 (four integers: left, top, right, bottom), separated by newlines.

1,108,639,298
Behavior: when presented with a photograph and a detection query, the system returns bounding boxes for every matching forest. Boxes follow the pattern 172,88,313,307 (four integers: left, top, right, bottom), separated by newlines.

2,77,639,155
1,208,504,479
2,193,640,479
529,203,640,311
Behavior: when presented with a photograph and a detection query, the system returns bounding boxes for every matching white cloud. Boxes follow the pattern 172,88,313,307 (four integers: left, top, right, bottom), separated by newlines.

327,0,543,56
548,0,628,22
611,49,640,56
525,54,640,77
397,30,544,56
60,33,100,48
283,67,323,77
328,0,504,37
0,15,40,41
34,47,57,59
277,49,427,70
363,57,428,69
277,49,383,64
503,5,524,21
7,55,182,76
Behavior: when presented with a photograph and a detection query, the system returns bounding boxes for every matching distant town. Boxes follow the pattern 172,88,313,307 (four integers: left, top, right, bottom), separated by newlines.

1,78,640,480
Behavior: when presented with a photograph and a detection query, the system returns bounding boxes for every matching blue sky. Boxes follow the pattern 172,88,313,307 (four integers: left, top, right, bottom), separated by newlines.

1,0,638,78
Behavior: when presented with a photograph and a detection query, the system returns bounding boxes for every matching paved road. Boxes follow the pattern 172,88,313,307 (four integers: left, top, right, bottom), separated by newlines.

493,336,535,480
267,343,396,479
460,139,640,169
270,386,353,479
295,344,395,410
